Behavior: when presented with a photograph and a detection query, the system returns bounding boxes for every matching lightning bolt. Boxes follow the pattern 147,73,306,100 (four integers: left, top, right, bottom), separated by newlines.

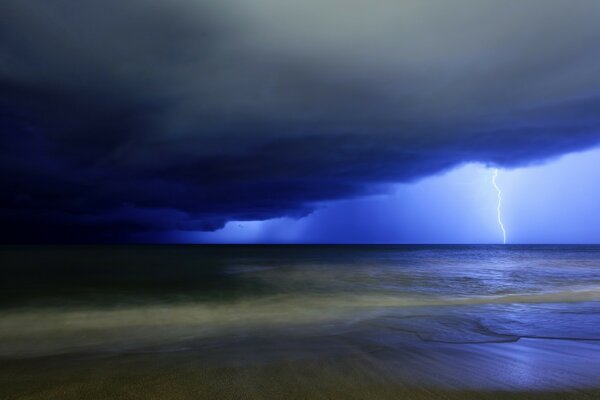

492,169,507,244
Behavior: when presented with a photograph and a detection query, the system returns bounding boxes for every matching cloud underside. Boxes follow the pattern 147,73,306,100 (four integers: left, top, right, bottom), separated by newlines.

1,0,600,241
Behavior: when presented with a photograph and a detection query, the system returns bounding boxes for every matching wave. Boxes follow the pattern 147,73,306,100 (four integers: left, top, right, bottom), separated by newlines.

1,287,599,358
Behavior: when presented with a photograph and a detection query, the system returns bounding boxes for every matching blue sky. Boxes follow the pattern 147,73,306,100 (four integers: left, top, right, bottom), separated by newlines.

3,2,600,243
179,147,600,244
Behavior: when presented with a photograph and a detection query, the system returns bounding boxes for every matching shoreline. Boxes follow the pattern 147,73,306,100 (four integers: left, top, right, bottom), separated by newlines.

2,336,599,399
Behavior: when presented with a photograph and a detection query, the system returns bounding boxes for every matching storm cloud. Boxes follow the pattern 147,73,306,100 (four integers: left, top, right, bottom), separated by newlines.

1,0,600,242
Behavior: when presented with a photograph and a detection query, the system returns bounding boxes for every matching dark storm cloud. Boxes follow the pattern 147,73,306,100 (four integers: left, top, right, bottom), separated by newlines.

1,0,600,241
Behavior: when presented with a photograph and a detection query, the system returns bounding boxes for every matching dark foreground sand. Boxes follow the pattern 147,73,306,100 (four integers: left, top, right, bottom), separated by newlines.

2,337,599,400
2,246,600,399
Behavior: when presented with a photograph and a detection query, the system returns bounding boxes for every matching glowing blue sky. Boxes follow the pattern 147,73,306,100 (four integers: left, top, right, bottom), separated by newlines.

3,1,600,243
175,147,600,244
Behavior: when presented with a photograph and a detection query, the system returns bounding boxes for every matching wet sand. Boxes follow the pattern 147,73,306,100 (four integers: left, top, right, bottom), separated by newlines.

2,334,599,400
2,245,599,399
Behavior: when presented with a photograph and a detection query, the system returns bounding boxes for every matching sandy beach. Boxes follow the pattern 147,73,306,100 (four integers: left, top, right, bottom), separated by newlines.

2,337,600,399
1,245,599,399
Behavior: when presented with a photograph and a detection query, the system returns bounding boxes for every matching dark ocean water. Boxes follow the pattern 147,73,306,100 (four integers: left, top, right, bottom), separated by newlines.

1,245,600,391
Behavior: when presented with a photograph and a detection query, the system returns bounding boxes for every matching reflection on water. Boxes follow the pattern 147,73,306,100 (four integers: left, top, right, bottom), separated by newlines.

1,245,600,390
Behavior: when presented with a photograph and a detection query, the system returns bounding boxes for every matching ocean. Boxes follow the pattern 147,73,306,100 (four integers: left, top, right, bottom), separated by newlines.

1,245,600,399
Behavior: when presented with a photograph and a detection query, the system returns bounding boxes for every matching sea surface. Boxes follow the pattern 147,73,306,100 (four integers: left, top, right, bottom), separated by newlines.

1,245,600,398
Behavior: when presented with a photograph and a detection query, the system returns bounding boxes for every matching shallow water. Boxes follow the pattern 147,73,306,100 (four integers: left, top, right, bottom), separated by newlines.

1,245,600,393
